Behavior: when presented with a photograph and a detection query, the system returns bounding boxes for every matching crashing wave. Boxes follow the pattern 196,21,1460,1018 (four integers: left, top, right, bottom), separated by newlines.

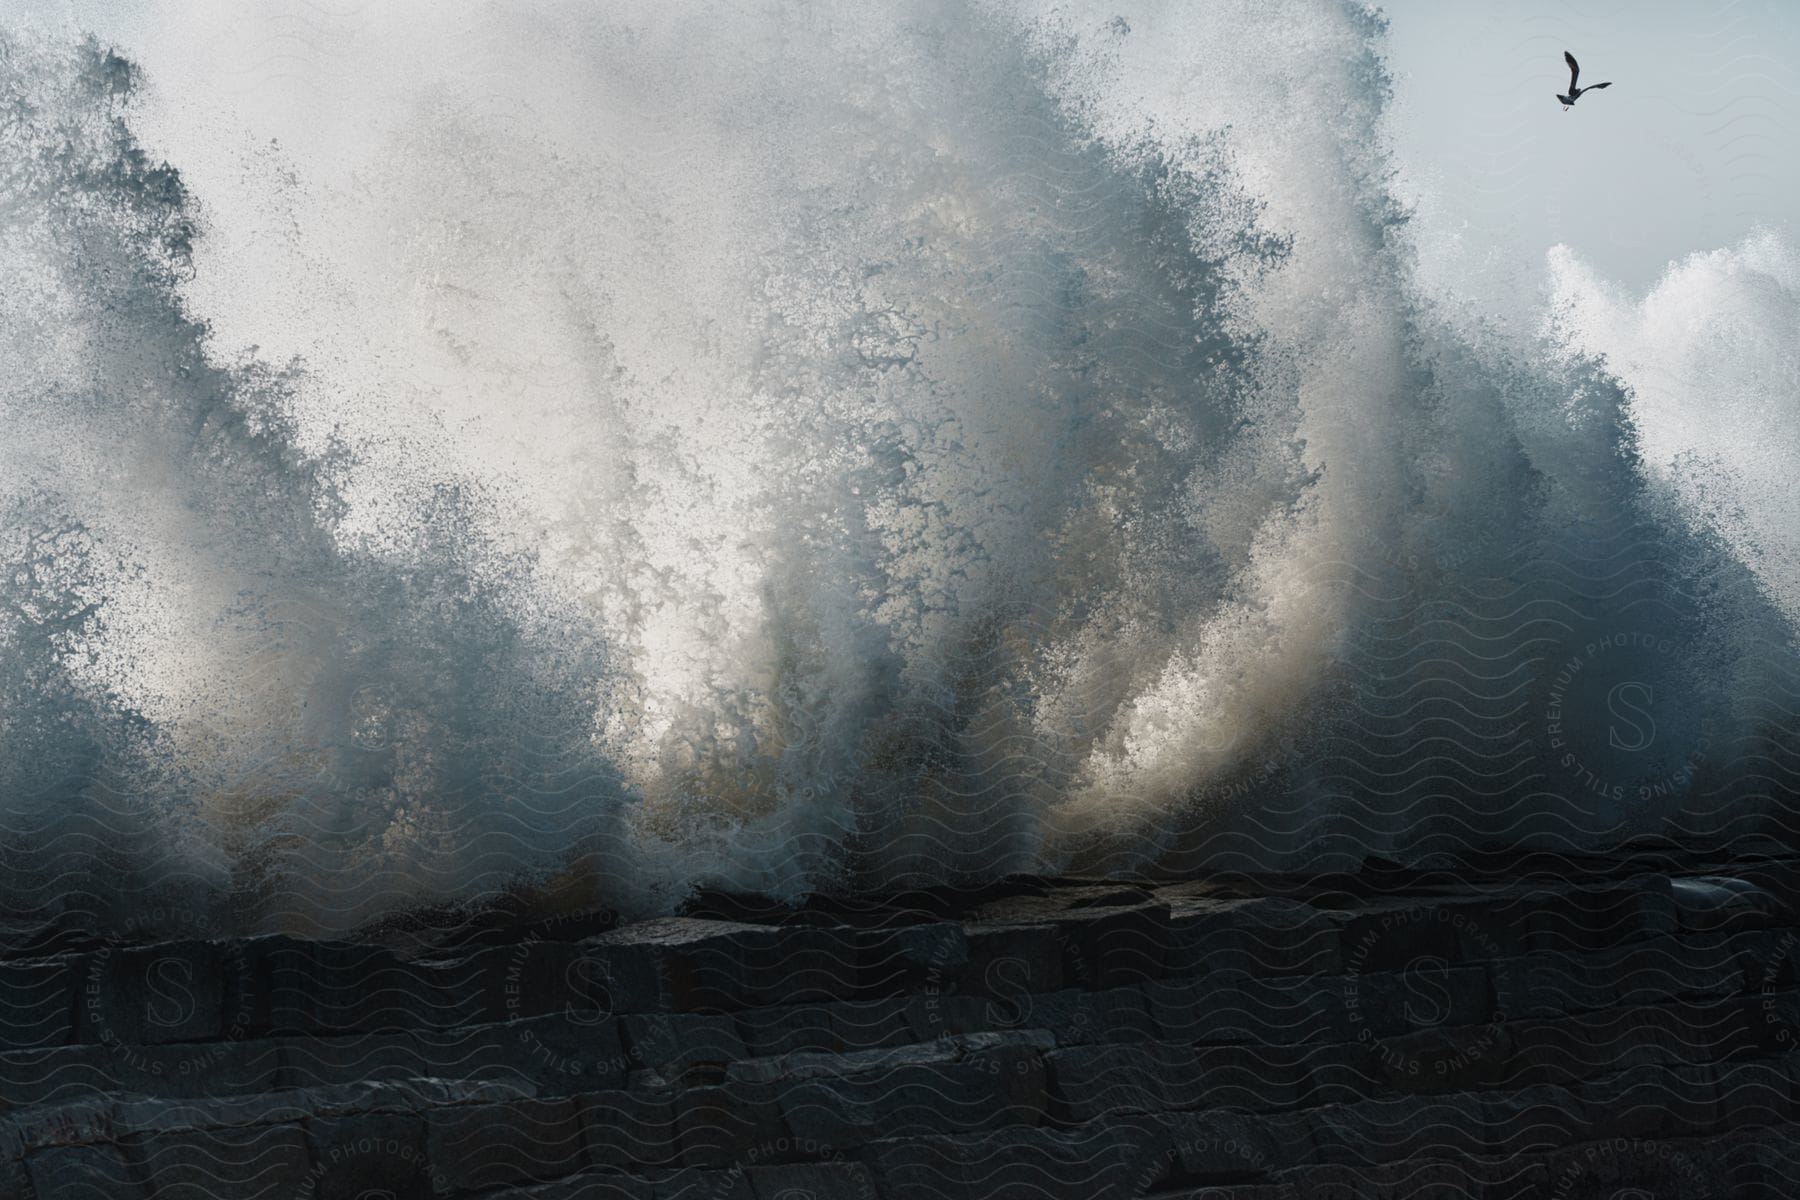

0,4,1793,934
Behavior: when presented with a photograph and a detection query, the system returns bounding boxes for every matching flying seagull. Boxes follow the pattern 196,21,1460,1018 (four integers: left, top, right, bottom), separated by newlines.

1556,50,1612,110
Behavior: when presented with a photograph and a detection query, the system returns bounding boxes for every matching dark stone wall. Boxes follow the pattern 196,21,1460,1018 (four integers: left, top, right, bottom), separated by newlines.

4,845,1800,1197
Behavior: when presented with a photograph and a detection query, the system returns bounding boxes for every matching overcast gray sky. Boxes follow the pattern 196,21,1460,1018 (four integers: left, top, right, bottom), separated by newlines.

11,0,1796,295
1380,0,1799,292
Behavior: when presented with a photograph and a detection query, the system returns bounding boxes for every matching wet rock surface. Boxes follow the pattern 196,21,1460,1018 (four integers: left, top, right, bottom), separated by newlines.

4,843,1800,1197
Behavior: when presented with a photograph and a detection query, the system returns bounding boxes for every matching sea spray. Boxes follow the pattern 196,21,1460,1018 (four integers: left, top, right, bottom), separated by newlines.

0,5,1793,934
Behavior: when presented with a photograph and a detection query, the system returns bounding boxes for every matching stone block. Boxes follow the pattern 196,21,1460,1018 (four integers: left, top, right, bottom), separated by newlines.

584,919,797,1013
228,937,459,1037
1491,948,1613,1019
1261,1163,1363,1199
958,924,1064,1003
858,1125,1142,1200
1578,1063,1718,1140
1305,1093,1485,1166
557,940,670,1016
1055,902,1171,988
257,940,348,1035
407,1012,631,1096
0,1117,23,1167
1164,896,1342,978
427,1096,588,1192
1347,963,1490,1036
0,957,76,1050
102,1076,521,1138
581,1088,682,1170
315,949,474,1034
1148,973,1346,1046
77,941,227,1046
1162,1109,1298,1184
1735,861,1800,919
1713,1061,1792,1129
1726,924,1791,971
24,1036,283,1103
1672,875,1786,933
517,1013,637,1093
1621,998,1751,1065
1290,1156,1484,1199
1705,1128,1800,1198
1189,1043,1375,1112
735,1004,841,1058
726,1029,1047,1088
464,940,616,1025
131,1037,285,1099
1663,994,1759,1061
1459,1157,1552,1200
939,993,1011,1038
625,1012,746,1079
1371,1020,1510,1093
675,1079,789,1167
1542,1132,1715,1199
1535,878,1677,948
0,1045,114,1108
765,925,865,1008
1046,1043,1202,1122
672,925,833,1011
858,923,967,995
825,998,915,1054
1334,901,1467,974
778,1044,1046,1144
129,1122,311,1199
219,935,293,1036
652,1167,756,1200
280,1031,424,1090
746,1161,881,1200
26,1144,144,1199
903,993,1003,1040
1143,977,1209,1041
1594,935,1742,1007
1024,987,1156,1046
0,1156,25,1200
1480,1083,1593,1156
305,1112,435,1200
488,1170,654,1198
282,1025,594,1096
8,1095,117,1154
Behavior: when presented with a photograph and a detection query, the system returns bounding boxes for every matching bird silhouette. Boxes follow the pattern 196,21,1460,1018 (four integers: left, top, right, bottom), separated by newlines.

1556,50,1612,110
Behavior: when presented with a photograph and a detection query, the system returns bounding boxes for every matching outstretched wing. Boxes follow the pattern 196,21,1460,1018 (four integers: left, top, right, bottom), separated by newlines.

1587,81,1612,90
1564,50,1580,91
